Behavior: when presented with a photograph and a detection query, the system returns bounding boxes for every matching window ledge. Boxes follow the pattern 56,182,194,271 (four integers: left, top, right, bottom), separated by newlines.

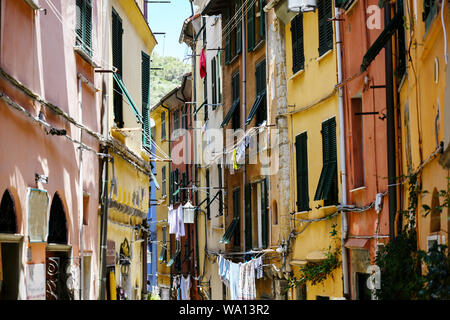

289,68,305,81
24,0,41,10
316,49,333,63
74,46,99,68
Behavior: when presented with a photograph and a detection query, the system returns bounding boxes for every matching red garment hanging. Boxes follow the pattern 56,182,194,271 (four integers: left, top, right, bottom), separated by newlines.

200,48,207,79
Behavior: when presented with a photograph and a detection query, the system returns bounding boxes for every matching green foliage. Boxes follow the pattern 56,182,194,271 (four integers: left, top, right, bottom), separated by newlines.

288,222,341,289
375,174,450,300
150,53,191,106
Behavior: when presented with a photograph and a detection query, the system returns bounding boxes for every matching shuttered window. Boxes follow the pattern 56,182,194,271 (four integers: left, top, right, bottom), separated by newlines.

112,8,123,128
318,0,333,57
261,178,268,248
161,112,166,140
218,164,223,216
295,132,309,212
233,188,241,248
255,60,266,125
247,4,255,51
423,0,438,32
76,0,92,56
235,0,242,54
174,109,179,137
314,117,338,205
225,8,232,64
142,51,151,150
245,184,252,251
291,13,305,74
211,57,217,109
232,72,241,130
162,166,166,197
206,169,211,219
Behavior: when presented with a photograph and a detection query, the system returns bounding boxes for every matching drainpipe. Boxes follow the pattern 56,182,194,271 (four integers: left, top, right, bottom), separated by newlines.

78,77,84,300
334,7,349,298
99,147,109,300
384,1,397,241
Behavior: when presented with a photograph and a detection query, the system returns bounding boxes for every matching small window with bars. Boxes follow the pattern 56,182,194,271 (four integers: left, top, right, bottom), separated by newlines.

76,0,93,56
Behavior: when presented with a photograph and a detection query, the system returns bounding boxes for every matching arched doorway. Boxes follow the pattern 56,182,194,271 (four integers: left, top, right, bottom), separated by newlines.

46,193,72,300
0,190,20,300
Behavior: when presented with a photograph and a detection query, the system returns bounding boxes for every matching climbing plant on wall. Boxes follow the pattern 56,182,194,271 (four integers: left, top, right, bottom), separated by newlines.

375,175,450,300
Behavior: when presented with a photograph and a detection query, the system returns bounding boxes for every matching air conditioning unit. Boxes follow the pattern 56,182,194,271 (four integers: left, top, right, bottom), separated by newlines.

287,0,317,12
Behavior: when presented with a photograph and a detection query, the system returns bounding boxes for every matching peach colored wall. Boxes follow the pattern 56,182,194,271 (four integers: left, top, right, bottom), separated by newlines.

340,0,390,299
0,0,102,299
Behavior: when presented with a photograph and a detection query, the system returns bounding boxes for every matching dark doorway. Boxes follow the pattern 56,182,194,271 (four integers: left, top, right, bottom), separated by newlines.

0,242,20,300
356,272,372,300
48,193,67,244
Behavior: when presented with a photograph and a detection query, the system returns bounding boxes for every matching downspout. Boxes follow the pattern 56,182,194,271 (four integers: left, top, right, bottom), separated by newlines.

334,7,349,298
385,1,397,241
78,77,84,300
99,146,109,300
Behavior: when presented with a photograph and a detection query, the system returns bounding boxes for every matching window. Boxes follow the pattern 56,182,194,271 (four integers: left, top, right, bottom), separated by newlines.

142,51,151,150
232,72,240,130
174,109,179,138
171,169,180,204
254,60,266,125
161,111,166,140
218,164,223,216
204,76,208,121
423,0,438,32
224,8,232,64
295,132,309,212
429,188,441,233
235,0,242,54
76,0,93,56
211,57,218,110
317,0,333,57
245,183,252,250
233,188,241,248
206,169,211,219
247,0,265,51
112,8,123,128
291,13,305,74
314,117,338,206
162,166,166,197
351,98,364,188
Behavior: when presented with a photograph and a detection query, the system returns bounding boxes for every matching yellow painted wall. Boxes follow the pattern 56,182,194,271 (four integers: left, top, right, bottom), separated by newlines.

285,8,343,299
150,105,172,289
398,2,450,251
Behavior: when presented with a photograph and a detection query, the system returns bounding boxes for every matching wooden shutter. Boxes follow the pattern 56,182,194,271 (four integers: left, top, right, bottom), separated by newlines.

291,13,305,73
245,184,252,250
161,112,166,140
318,0,333,57
206,169,211,219
233,188,241,247
76,0,92,55
141,52,150,149
261,179,268,248
260,0,265,38
211,57,217,109
235,0,242,54
295,133,309,212
247,4,255,51
112,8,123,128
225,8,232,64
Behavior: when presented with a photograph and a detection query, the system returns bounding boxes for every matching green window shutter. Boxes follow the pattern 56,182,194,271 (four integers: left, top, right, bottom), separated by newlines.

161,112,166,140
232,72,240,130
211,58,217,108
261,178,268,248
233,188,241,247
112,9,123,128
224,8,232,64
236,0,242,55
314,118,338,203
255,60,266,125
141,51,150,150
76,0,92,56
247,4,255,51
291,13,305,73
295,132,309,212
260,0,265,38
206,169,211,219
245,183,252,251
318,0,333,57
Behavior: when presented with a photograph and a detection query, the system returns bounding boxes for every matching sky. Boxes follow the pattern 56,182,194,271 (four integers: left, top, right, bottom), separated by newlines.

147,0,194,62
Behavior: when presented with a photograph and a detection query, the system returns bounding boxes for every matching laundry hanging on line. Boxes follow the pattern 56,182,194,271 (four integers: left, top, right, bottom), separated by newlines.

168,205,185,240
217,255,264,300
